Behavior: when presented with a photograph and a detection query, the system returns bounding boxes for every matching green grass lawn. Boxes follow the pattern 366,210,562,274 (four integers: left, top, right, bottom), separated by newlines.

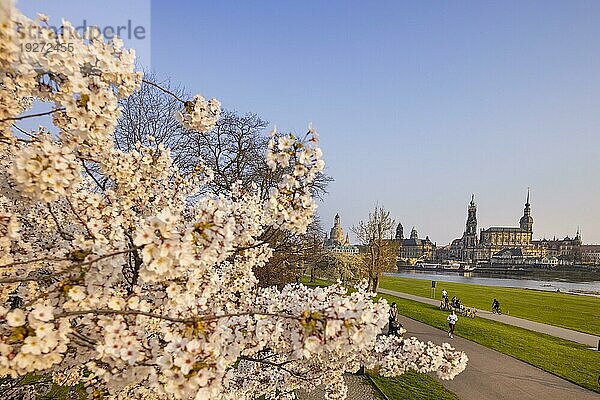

368,371,460,400
380,275,600,336
378,292,600,394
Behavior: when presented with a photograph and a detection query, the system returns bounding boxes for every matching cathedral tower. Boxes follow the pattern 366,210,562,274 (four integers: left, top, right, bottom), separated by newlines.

519,189,533,233
461,194,478,261
465,194,477,236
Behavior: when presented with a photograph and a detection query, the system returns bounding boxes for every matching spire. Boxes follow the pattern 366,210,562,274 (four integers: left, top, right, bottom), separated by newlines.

520,189,533,232
470,193,475,206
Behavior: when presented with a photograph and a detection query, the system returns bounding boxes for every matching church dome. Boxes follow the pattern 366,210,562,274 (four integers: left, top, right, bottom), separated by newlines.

520,215,533,224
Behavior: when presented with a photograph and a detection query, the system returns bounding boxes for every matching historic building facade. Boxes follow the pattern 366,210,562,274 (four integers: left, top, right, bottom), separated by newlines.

477,191,535,260
580,244,600,264
451,191,582,264
396,224,436,262
324,214,358,254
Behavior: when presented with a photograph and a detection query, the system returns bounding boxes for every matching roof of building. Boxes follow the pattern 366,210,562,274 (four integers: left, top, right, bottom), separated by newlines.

492,248,523,258
402,237,434,246
402,238,421,246
581,244,600,252
483,227,526,233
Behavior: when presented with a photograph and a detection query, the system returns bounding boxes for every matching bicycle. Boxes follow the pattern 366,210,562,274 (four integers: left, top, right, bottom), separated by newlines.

492,306,502,315
466,307,477,319
439,300,451,311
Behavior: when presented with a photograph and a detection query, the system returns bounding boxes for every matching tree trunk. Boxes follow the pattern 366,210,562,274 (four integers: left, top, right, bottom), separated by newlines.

372,275,379,293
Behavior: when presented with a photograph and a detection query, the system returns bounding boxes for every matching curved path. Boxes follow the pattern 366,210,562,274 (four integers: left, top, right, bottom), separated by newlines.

379,288,600,347
402,316,600,400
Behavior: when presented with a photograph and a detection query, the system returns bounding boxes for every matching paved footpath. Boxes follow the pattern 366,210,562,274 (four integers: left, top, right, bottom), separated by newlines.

402,316,600,400
379,288,600,347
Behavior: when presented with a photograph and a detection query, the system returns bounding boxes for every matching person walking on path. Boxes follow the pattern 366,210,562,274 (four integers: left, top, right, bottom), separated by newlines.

440,288,449,310
447,310,458,338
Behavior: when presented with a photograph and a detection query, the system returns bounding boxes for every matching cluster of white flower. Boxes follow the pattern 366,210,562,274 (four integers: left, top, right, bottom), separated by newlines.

0,1,29,137
0,2,467,399
96,318,143,366
0,2,140,155
0,303,71,378
264,127,325,234
134,208,196,282
102,146,178,225
364,335,468,380
221,282,467,399
10,136,81,202
176,94,221,132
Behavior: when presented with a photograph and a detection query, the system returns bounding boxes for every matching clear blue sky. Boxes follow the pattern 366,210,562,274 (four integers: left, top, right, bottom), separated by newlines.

25,1,600,245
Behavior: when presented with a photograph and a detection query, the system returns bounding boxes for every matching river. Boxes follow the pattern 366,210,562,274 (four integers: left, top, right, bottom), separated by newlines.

385,269,600,297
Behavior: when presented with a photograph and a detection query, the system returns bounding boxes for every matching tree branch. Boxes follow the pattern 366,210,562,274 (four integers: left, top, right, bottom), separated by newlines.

0,249,134,284
0,108,65,123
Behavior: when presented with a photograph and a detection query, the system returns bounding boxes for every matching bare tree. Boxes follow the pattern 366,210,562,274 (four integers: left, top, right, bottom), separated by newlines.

352,205,399,292
114,73,196,172
188,110,332,201
186,110,272,197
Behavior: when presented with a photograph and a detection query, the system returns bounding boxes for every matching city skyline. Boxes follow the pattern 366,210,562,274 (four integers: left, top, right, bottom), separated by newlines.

324,189,588,246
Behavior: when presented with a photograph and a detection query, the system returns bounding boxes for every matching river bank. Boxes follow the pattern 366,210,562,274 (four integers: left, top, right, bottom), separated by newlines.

391,267,600,297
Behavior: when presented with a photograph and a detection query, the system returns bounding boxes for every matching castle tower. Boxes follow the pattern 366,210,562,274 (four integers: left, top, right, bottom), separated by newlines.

395,223,404,240
519,189,533,233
